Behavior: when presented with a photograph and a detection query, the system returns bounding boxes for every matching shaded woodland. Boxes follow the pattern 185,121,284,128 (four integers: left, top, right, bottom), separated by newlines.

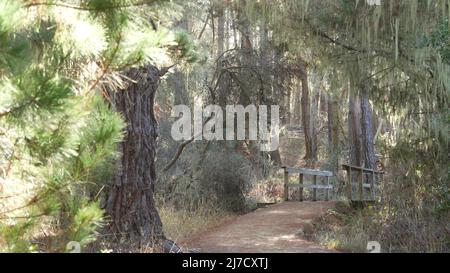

0,0,448,253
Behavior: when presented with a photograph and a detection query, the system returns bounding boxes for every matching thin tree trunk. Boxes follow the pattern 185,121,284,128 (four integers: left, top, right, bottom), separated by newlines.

320,91,327,114
299,60,313,162
285,78,292,125
231,7,238,49
327,94,339,172
217,5,227,107
311,87,319,162
225,8,230,52
293,80,302,125
217,7,225,57
106,65,164,245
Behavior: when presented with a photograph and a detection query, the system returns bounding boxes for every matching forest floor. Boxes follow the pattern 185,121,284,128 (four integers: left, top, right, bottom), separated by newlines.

184,201,340,253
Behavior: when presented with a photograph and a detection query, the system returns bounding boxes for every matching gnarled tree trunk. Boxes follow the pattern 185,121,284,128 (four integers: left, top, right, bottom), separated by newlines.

106,65,164,245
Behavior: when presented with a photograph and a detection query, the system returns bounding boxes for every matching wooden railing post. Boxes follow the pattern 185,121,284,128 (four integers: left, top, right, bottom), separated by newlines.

281,166,334,202
284,168,289,201
312,175,317,201
299,173,304,202
342,164,384,202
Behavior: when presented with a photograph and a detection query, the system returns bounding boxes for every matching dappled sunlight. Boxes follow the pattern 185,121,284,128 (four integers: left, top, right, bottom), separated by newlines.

0,0,447,254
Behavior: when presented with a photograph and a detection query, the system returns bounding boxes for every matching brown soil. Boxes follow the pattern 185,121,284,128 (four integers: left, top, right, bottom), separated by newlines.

185,201,340,253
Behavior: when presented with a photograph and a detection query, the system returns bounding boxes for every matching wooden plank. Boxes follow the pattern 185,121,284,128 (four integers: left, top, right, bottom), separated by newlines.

287,184,333,189
342,164,384,174
299,173,303,202
282,167,333,177
325,176,330,201
313,175,317,201
284,169,289,201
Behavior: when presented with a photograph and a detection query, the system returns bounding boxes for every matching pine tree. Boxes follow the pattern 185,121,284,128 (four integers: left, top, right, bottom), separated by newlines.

0,0,198,252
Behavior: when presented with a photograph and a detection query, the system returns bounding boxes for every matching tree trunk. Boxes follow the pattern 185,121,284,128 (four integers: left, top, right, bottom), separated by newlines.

310,87,319,162
348,92,362,166
292,80,302,125
327,94,340,172
299,60,313,162
169,68,189,105
217,5,227,107
284,79,291,125
217,8,225,58
237,0,258,157
169,15,189,106
106,65,164,245
231,6,238,49
360,86,377,169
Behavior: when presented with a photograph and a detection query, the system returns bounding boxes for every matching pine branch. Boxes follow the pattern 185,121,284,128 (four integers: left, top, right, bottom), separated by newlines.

24,1,159,11
162,115,213,172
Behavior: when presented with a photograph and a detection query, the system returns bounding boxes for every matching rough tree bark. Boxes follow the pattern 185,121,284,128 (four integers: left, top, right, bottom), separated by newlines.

360,86,377,169
348,93,362,166
106,65,164,245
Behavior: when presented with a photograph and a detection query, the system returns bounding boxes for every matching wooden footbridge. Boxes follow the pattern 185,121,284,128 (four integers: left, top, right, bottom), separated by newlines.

282,164,384,202
187,164,384,253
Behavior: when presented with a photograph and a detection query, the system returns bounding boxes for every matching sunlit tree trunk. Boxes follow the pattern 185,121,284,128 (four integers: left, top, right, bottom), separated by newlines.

293,80,302,125
284,80,291,125
311,88,320,163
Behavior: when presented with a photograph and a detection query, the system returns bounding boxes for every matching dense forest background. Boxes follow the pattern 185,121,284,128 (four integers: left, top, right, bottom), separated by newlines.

0,0,448,253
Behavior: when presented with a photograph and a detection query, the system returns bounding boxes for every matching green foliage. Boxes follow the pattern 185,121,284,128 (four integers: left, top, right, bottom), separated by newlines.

173,30,204,64
245,0,449,251
0,220,36,252
0,0,196,252
68,201,104,247
421,17,450,64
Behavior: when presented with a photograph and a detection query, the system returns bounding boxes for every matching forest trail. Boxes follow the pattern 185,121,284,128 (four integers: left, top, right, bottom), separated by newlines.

185,201,339,253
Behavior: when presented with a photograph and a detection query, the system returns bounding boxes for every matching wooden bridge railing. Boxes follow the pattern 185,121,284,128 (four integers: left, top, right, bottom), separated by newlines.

282,167,333,202
342,164,384,201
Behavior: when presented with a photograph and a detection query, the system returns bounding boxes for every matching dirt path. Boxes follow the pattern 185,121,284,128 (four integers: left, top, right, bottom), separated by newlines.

186,201,338,253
